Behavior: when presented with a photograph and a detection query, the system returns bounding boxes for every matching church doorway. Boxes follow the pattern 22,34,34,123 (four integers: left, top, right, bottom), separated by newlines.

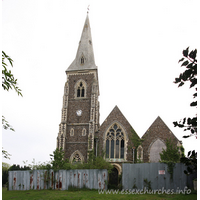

108,167,118,189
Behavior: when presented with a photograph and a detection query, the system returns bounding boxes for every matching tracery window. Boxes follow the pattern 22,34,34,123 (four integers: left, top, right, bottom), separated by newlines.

73,153,81,163
76,81,86,98
69,150,84,163
106,123,125,159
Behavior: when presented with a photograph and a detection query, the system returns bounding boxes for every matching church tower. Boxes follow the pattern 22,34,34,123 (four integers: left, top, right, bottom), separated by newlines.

57,14,100,163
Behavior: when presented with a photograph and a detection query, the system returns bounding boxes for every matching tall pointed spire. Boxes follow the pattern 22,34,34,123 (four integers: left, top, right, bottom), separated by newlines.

66,14,97,72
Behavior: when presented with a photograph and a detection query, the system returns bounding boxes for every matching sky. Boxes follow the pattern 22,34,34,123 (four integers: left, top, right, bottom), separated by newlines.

2,0,198,167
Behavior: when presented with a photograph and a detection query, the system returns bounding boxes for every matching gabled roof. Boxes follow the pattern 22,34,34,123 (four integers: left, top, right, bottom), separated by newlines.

141,116,180,142
66,14,97,72
100,105,138,136
103,105,127,123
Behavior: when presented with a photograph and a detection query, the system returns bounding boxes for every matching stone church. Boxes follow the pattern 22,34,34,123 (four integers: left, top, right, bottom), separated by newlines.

56,14,182,174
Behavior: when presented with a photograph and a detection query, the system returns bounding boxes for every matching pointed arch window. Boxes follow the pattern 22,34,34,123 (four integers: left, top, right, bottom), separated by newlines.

137,145,143,162
105,123,125,159
70,128,74,136
77,82,85,97
73,154,81,163
75,80,86,98
149,138,166,163
69,150,84,163
60,134,64,149
82,128,87,136
80,54,86,65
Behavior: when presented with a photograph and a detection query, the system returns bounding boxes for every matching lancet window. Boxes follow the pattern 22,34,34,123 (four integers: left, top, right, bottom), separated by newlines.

70,128,74,136
82,128,87,136
80,54,86,65
105,123,125,159
81,56,85,64
137,145,143,162
60,134,64,149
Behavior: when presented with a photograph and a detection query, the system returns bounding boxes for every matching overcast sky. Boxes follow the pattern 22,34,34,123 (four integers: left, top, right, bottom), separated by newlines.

2,0,198,167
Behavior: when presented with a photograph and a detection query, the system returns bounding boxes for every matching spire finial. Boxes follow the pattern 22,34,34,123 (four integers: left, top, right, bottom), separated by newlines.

87,5,90,14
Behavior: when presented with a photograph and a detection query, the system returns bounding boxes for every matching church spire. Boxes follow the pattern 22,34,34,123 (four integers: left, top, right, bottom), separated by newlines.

66,14,97,72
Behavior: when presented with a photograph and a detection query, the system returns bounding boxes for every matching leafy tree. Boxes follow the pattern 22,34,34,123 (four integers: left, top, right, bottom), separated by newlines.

50,148,69,170
49,148,113,172
2,116,15,132
180,150,197,175
2,51,23,159
2,162,10,185
2,162,10,169
23,159,51,170
160,139,182,163
9,164,31,171
159,139,182,180
2,148,11,160
82,150,113,173
2,51,22,96
173,47,197,138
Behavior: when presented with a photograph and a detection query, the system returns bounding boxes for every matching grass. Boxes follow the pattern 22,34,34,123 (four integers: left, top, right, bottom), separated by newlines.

2,187,197,200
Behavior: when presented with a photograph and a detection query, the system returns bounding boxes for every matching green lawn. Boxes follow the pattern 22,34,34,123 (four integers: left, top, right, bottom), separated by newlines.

2,187,197,200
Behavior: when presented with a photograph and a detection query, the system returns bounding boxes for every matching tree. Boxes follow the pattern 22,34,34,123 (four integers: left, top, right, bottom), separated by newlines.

2,51,22,131
2,51,22,96
180,150,197,175
9,164,31,171
49,148,113,172
50,148,69,170
2,149,11,160
2,116,15,132
159,139,182,180
2,51,23,159
173,47,197,138
2,163,31,186
160,139,182,163
2,162,10,185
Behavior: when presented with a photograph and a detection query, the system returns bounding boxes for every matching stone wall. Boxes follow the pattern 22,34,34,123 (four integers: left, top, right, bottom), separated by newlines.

141,116,180,163
98,106,139,167
63,71,99,162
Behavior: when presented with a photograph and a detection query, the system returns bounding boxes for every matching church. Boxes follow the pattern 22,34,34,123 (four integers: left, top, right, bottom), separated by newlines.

56,14,182,174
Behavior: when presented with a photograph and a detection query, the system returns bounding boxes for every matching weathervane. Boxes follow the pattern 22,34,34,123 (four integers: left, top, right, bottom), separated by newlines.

87,5,90,14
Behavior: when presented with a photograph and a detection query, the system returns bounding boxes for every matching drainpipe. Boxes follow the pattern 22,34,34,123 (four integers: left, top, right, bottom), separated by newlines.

95,138,99,157
132,147,135,163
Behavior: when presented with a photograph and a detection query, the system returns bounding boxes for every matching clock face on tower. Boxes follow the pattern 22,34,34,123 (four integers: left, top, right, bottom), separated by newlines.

76,110,82,116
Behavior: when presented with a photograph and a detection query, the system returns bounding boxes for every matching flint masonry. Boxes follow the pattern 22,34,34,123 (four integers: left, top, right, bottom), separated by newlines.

57,14,182,175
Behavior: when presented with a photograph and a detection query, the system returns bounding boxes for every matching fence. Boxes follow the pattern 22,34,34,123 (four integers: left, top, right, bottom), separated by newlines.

8,169,107,191
122,163,194,190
